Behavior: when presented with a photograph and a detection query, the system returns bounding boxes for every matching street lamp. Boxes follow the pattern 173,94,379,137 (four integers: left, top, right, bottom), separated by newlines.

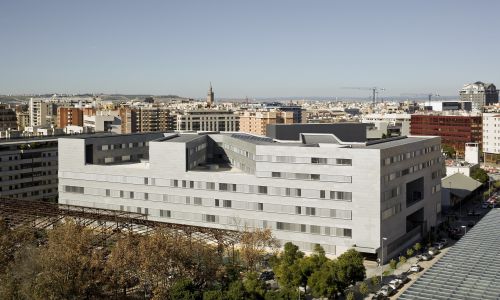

380,237,387,283
461,225,467,235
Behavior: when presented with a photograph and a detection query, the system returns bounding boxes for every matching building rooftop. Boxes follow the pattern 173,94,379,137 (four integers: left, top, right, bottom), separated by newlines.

399,208,500,300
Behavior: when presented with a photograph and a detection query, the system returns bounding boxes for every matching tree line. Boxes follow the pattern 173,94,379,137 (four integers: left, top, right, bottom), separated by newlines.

0,219,365,299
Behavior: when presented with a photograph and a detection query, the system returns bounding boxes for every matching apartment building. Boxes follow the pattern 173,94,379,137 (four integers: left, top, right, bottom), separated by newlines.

0,138,58,201
119,107,174,134
59,132,441,261
176,110,238,131
57,107,84,128
0,104,18,131
482,113,500,164
459,81,498,112
239,111,293,136
29,98,49,127
410,113,482,157
16,111,30,131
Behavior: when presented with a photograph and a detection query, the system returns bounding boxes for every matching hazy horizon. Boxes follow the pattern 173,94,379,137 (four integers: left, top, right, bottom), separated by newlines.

1,0,499,97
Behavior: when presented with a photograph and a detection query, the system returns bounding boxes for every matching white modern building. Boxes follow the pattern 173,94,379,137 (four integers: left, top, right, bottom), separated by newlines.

29,98,49,127
362,113,411,137
176,110,239,131
58,132,442,261
483,113,500,164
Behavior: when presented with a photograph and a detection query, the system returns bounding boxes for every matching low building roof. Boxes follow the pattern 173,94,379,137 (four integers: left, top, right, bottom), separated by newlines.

442,173,482,198
400,208,500,300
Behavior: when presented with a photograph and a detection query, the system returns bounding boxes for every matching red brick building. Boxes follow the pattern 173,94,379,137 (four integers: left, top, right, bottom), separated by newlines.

410,114,482,157
57,107,83,128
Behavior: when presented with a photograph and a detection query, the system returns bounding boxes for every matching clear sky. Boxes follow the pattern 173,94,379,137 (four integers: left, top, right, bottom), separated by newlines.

1,0,499,98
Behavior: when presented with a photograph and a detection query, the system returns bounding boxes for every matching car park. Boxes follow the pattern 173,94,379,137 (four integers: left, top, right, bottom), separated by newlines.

409,264,422,273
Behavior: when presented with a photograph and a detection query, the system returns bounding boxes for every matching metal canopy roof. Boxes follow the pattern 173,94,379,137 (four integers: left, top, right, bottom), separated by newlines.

400,208,500,300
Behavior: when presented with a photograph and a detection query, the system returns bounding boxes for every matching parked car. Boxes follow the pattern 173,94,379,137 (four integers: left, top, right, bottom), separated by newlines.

371,292,387,300
409,264,422,273
421,253,433,261
482,202,490,209
432,242,445,250
388,279,403,290
395,273,410,283
438,238,448,246
259,271,274,281
378,285,394,297
428,247,440,256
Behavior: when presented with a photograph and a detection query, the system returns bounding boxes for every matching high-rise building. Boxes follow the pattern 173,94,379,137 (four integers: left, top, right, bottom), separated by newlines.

239,111,294,136
410,114,482,157
1,137,58,201
459,81,498,112
176,110,238,131
57,107,84,128
207,83,214,108
0,104,18,131
59,131,441,260
29,98,48,127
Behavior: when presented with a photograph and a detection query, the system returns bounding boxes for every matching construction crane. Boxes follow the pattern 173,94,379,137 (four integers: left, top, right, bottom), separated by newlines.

341,86,385,104
400,93,440,106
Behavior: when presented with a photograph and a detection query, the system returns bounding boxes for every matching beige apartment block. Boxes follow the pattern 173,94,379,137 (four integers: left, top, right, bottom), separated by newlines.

239,111,293,136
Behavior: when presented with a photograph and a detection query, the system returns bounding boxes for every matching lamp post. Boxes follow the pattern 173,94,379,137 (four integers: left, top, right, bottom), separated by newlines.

380,237,387,283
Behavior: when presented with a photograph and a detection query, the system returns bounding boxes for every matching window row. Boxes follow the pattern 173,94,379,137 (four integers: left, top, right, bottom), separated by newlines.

256,155,352,166
382,203,402,220
383,157,441,183
61,172,353,201
100,142,149,151
276,222,352,238
381,144,440,166
268,172,352,183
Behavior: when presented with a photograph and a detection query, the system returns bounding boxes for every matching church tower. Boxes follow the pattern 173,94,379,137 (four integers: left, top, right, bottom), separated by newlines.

207,83,214,108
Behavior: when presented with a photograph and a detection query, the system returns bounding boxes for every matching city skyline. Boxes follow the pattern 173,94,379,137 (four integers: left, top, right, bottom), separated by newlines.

1,1,499,97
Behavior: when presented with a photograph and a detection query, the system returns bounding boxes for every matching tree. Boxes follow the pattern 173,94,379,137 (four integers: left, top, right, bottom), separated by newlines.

32,221,106,300
105,233,141,297
240,227,280,271
413,242,422,254
442,144,456,158
273,242,304,289
243,272,266,299
406,248,414,257
370,276,380,287
335,249,366,290
359,282,369,297
389,259,397,270
203,290,224,300
399,255,407,265
346,291,355,300
471,168,489,183
168,278,201,300
308,260,340,299
226,280,248,300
